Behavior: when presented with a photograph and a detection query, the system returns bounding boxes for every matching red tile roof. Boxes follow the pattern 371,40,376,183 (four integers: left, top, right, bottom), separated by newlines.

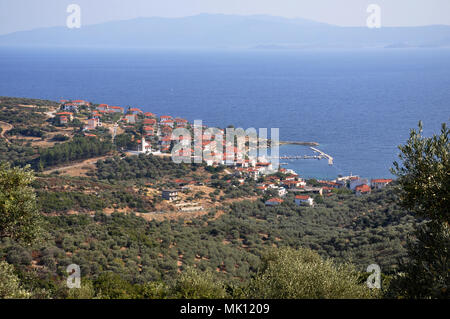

174,179,189,184
282,180,299,185
295,195,310,200
356,184,371,192
257,162,271,166
143,119,156,124
371,179,393,183
266,198,283,203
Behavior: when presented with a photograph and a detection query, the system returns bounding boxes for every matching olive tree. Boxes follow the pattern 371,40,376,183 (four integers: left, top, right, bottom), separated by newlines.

389,122,449,299
0,261,30,298
246,247,376,299
171,267,228,299
0,162,42,244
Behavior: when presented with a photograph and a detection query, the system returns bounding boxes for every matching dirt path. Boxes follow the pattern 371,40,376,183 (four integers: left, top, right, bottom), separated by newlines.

44,109,57,119
43,150,171,175
42,155,111,175
0,121,13,144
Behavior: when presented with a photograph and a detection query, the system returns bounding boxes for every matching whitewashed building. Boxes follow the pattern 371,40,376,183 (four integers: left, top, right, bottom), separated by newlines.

294,195,314,207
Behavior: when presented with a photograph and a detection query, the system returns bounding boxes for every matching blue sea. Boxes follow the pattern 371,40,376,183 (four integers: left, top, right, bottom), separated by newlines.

0,47,449,179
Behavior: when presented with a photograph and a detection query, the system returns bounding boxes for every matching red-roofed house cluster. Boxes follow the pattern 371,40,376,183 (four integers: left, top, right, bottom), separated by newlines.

260,172,394,208
58,98,395,207
60,99,90,112
325,175,393,196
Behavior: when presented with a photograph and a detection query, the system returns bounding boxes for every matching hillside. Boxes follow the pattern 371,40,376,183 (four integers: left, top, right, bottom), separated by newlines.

1,14,450,49
0,96,418,298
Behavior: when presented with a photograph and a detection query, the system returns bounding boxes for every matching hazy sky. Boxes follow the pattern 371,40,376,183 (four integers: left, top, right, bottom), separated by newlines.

1,0,449,35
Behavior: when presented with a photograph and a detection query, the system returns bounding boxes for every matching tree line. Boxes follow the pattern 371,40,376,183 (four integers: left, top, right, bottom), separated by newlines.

34,137,113,170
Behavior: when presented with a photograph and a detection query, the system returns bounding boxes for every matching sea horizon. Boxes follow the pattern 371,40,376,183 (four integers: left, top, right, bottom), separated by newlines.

1,46,449,179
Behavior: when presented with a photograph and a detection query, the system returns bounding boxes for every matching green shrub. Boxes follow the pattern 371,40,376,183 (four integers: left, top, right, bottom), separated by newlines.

246,247,378,299
0,261,30,298
171,267,228,299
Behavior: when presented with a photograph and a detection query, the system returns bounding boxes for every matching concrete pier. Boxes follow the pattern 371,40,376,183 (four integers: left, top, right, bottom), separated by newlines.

310,147,334,165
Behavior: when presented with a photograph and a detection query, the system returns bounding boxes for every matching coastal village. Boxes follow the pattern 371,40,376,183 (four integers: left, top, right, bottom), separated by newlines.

1,96,417,297
0,96,393,220
52,99,393,212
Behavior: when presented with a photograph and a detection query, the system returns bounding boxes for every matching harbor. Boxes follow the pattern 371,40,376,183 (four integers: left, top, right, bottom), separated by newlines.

310,147,334,165
274,147,334,166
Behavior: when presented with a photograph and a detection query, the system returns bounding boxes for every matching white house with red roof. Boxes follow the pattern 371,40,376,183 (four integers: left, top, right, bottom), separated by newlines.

96,104,109,111
85,117,101,130
137,137,152,154
161,119,174,128
109,106,124,113
72,100,90,106
371,179,393,189
175,118,188,126
125,114,136,124
56,112,73,122
244,167,260,180
92,111,102,119
129,108,143,115
294,195,314,207
256,185,267,192
143,126,154,136
281,180,304,189
160,115,173,123
355,184,371,196
143,118,157,125
274,186,287,197
59,116,68,124
349,177,369,190
61,103,79,112
318,180,342,189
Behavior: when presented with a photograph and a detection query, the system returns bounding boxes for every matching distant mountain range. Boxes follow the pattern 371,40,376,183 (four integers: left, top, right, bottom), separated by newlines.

1,14,450,49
